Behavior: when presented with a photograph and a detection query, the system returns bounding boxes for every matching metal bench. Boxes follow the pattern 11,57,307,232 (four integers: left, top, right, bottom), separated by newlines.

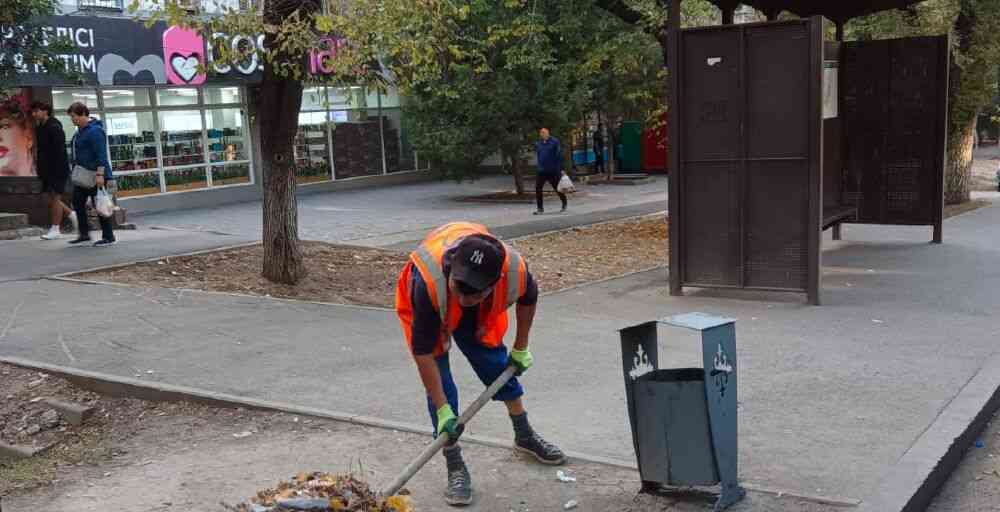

822,204,857,240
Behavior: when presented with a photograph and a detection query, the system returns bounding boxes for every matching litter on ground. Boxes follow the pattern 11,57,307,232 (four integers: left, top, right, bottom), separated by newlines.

225,472,412,512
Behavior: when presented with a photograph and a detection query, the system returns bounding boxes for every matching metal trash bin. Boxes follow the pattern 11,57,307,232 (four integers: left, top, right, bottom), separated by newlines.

620,312,745,511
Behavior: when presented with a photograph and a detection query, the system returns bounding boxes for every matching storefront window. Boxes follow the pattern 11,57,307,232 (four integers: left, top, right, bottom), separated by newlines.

295,121,332,184
296,86,333,184
331,110,382,179
52,89,98,111
382,108,414,173
40,86,254,198
105,112,158,172
205,108,247,163
211,162,251,187
164,166,209,193
117,171,162,198
158,110,205,168
293,85,427,183
101,89,151,109
204,86,241,105
379,88,401,109
301,87,329,110
156,87,199,106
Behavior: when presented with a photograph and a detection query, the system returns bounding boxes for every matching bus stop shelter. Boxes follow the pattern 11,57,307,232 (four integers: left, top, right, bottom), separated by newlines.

666,0,949,305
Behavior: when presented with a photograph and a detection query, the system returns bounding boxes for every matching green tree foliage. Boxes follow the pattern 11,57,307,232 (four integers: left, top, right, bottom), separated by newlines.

0,0,75,95
334,0,664,192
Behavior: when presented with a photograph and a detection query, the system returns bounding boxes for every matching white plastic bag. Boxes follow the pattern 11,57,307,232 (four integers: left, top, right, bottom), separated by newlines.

557,173,575,193
95,187,114,218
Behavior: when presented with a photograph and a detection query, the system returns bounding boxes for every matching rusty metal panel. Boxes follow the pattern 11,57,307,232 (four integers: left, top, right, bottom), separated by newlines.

682,162,740,286
674,19,819,296
743,21,812,291
745,23,810,159
680,30,742,161
841,36,946,227
885,36,942,224
745,161,809,289
841,39,891,222
670,20,823,293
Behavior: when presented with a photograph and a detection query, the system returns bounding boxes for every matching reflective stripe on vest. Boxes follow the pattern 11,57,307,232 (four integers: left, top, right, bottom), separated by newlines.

505,245,522,307
413,244,448,324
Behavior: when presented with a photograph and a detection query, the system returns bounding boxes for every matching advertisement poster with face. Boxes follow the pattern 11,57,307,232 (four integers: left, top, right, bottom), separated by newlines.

0,92,35,177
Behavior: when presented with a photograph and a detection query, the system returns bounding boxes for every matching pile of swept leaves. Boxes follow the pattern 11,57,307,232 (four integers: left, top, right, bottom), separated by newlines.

226,472,412,512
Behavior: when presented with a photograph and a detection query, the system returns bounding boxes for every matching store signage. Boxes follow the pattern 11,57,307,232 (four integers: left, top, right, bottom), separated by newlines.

309,36,347,75
3,16,365,88
2,16,264,86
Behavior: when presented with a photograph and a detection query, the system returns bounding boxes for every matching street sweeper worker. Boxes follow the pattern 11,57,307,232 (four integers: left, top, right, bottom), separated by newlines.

395,221,565,506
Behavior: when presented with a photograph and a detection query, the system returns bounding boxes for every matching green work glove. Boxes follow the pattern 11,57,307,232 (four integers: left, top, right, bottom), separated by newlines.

509,348,534,376
436,404,460,441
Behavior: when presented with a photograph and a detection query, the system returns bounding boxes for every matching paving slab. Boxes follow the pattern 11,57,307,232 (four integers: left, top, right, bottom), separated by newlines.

1,196,997,505
0,228,252,283
132,175,668,246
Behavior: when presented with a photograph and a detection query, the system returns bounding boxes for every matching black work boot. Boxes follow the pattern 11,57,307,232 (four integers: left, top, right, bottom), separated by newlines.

443,445,472,506
511,412,566,465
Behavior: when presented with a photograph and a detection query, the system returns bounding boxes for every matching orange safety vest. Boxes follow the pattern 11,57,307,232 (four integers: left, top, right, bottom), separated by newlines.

395,222,528,357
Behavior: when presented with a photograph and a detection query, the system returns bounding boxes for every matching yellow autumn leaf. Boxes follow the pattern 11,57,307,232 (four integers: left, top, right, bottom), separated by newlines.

384,495,413,512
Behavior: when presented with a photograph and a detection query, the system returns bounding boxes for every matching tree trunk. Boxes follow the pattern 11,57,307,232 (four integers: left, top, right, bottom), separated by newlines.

257,60,306,284
944,1,976,206
509,151,526,195
607,120,620,181
562,132,573,177
945,115,976,205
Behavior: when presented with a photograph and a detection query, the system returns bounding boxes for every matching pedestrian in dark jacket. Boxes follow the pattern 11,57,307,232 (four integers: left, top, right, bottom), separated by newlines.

533,127,567,215
66,102,115,247
30,101,77,240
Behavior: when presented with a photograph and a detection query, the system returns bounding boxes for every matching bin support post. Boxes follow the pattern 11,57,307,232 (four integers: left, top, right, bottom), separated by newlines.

701,321,746,510
620,321,659,483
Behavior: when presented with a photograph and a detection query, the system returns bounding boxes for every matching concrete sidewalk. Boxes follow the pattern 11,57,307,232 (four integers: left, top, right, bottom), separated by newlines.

132,175,668,246
1,200,999,504
1,175,664,286
0,228,252,283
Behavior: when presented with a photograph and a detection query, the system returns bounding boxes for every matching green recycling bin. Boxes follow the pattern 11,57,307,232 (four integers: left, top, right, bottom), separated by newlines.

618,121,643,172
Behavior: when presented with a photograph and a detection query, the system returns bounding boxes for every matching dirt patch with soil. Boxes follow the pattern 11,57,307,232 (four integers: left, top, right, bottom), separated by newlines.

511,215,668,292
77,242,409,308
0,362,836,512
74,215,669,307
0,363,288,497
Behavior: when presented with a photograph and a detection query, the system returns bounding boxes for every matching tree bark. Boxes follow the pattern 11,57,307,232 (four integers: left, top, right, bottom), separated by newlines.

257,46,306,284
944,1,976,205
945,115,976,205
509,151,526,195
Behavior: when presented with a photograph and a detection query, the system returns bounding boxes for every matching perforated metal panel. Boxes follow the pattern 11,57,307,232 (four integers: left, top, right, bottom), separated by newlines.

679,28,743,287
841,36,947,227
683,162,740,286
672,19,821,294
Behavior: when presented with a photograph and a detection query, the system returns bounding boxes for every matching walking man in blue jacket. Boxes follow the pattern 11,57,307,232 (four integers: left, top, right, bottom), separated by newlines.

534,127,567,215
67,102,116,247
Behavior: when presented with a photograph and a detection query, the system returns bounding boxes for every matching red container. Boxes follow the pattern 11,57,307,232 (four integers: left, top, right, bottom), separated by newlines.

641,112,668,173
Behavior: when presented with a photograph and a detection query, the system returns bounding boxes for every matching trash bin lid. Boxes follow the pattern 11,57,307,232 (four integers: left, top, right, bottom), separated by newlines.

662,312,735,331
